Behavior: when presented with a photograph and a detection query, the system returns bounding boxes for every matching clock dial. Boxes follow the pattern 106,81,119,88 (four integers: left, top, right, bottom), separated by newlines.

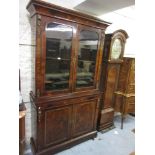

111,39,122,60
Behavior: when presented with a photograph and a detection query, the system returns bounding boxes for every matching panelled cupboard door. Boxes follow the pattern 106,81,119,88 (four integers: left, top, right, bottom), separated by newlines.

43,105,72,147
38,101,97,149
41,17,77,95
72,100,97,137
75,25,102,91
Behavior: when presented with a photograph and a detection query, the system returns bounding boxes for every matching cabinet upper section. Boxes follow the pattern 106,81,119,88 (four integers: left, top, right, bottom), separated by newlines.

27,0,111,97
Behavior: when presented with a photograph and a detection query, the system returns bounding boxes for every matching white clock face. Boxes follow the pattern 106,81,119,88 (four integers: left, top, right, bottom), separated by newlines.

111,39,122,60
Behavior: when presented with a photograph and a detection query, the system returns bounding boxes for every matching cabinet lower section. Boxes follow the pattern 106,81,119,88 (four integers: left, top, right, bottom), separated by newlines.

30,131,97,155
30,92,99,155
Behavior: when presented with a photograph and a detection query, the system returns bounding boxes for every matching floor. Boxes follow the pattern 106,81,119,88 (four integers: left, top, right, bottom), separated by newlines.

24,114,135,155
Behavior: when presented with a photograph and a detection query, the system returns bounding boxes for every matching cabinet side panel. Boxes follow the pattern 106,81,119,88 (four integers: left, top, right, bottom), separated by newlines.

125,97,135,114
30,100,37,150
99,63,108,92
30,15,36,94
114,95,123,112
126,58,135,93
117,58,130,92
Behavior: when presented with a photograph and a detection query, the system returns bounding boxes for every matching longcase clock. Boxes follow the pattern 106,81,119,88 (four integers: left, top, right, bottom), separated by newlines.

97,29,128,131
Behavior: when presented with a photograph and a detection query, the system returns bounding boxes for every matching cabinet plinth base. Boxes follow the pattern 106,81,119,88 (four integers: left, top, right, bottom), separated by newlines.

30,131,97,155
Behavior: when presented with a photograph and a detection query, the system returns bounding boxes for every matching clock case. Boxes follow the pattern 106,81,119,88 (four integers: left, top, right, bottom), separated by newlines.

97,29,128,131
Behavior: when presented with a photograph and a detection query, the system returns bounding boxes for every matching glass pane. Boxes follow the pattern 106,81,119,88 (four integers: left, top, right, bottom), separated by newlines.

76,30,99,88
111,39,122,59
45,23,72,91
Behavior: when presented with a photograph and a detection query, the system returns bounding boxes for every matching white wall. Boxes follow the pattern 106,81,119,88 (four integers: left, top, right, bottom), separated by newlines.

19,0,33,145
98,6,135,57
19,0,33,102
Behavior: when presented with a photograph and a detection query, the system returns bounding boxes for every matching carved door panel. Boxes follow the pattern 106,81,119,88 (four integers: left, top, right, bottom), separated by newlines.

44,105,72,147
72,100,97,137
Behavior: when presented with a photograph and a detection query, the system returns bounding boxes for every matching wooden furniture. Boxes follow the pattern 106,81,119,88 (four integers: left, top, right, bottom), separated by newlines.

97,30,128,131
129,152,135,155
114,57,135,129
19,69,26,155
19,103,26,155
27,0,110,154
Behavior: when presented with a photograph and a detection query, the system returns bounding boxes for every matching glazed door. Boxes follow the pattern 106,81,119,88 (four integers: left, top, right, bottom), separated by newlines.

41,17,77,95
72,100,97,137
43,105,72,147
74,25,102,91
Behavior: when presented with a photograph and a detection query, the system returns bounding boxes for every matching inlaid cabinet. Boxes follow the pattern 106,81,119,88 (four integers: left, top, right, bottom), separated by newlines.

27,0,110,154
